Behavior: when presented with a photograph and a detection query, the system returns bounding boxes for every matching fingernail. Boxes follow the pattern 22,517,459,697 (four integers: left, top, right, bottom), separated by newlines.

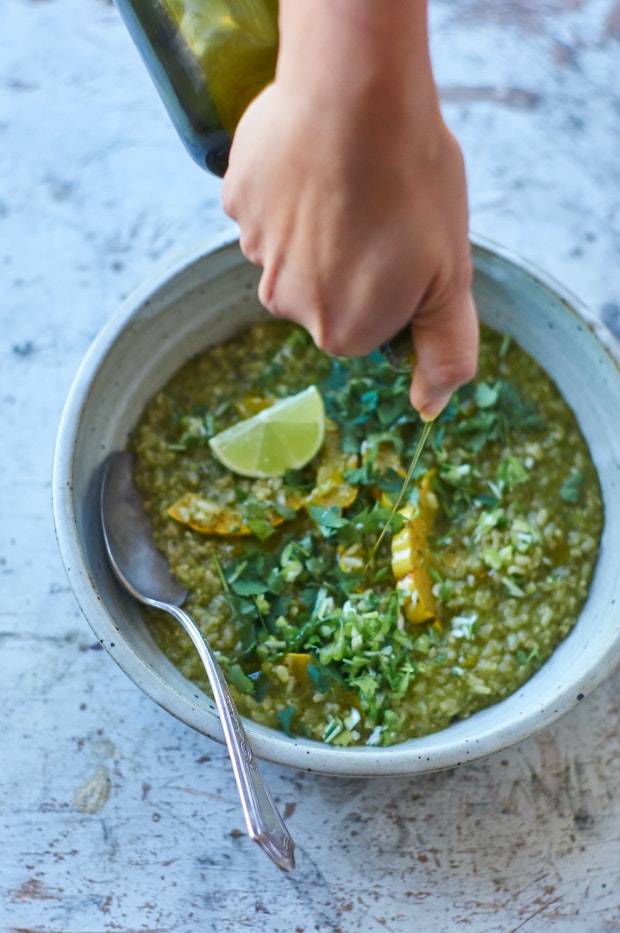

418,393,452,422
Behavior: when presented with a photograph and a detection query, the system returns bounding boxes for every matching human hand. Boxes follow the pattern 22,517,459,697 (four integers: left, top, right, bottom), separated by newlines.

221,0,479,420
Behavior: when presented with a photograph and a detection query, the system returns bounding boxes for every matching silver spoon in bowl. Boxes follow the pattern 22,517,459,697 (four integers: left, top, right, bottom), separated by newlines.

99,451,295,872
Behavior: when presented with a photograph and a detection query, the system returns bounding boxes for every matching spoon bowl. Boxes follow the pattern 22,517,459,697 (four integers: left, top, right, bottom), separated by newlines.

100,451,295,872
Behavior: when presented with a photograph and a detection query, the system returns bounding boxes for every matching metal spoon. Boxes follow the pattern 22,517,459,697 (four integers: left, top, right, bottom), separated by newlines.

99,451,295,872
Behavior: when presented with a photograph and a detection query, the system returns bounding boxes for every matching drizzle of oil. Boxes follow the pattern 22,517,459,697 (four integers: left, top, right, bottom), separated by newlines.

368,418,434,564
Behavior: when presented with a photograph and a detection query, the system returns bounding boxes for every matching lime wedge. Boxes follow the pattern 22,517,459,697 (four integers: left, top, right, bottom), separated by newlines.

209,386,326,478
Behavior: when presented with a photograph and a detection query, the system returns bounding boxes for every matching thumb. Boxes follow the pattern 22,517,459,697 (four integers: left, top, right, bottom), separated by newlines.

409,288,479,421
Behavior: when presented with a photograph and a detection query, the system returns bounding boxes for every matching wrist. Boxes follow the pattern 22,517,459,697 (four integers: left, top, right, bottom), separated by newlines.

276,0,441,130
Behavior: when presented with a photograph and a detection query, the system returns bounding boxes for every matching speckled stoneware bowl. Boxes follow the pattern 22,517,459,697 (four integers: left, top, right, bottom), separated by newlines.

53,232,620,777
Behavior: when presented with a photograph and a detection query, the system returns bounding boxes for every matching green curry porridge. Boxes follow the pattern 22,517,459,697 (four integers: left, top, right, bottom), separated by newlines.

130,321,603,747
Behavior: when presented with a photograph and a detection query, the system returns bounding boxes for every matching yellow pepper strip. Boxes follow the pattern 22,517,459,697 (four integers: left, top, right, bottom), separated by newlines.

282,652,312,683
167,488,309,535
233,395,274,419
167,493,252,535
391,471,440,625
304,420,358,512
395,571,437,625
278,653,359,711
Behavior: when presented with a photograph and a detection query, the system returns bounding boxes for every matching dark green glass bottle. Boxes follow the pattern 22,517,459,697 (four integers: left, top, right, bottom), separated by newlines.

114,0,279,176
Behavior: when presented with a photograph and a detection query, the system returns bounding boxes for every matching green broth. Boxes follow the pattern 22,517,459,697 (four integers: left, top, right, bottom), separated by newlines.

130,321,603,747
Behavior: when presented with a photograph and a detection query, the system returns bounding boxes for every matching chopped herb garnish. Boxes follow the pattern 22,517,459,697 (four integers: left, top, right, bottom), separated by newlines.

277,706,297,737
134,320,602,748
559,470,584,504
306,662,331,694
516,646,542,666
307,504,350,532
227,663,256,696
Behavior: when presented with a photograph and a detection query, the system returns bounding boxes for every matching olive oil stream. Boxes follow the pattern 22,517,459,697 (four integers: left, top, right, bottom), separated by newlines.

368,418,434,564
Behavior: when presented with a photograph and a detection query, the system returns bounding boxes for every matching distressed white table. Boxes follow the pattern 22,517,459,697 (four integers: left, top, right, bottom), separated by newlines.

2,1,619,930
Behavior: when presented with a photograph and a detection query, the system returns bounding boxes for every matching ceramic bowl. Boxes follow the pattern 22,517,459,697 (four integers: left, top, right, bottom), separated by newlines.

53,232,620,776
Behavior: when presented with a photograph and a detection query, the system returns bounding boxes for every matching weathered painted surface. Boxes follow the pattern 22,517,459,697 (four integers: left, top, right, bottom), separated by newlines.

1,0,619,930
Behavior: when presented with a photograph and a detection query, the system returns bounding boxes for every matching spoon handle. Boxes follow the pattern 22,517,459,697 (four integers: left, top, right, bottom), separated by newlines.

164,602,296,872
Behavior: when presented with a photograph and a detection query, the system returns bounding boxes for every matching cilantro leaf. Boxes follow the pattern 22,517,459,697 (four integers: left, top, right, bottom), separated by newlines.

307,505,349,530
559,470,584,504
307,662,331,694
277,706,297,737
475,382,500,408
229,576,270,597
227,663,256,696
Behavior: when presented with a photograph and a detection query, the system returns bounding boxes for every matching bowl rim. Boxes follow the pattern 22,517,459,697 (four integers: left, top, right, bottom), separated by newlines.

52,229,620,776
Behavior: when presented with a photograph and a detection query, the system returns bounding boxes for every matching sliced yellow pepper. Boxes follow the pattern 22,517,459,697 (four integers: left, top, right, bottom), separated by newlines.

391,471,439,625
167,489,306,535
233,395,274,419
282,652,313,683
167,493,251,535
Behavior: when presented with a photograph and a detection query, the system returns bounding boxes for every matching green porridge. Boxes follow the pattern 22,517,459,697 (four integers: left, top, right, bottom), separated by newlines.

130,320,603,747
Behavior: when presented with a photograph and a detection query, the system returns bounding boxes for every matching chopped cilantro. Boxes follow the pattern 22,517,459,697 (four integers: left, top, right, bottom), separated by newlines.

516,646,542,666
475,382,501,409
307,662,331,694
307,505,349,532
452,377,545,454
227,663,256,696
559,470,584,504
248,670,268,702
496,455,529,492
277,706,297,737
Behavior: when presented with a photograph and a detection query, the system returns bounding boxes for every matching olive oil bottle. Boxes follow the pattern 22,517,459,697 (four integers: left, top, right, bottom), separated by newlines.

114,0,279,176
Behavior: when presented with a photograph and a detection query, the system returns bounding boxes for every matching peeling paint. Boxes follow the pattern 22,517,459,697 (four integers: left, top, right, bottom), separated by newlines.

11,878,61,902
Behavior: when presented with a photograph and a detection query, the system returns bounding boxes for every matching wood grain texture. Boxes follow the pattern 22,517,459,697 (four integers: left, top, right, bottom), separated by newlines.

1,0,619,930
